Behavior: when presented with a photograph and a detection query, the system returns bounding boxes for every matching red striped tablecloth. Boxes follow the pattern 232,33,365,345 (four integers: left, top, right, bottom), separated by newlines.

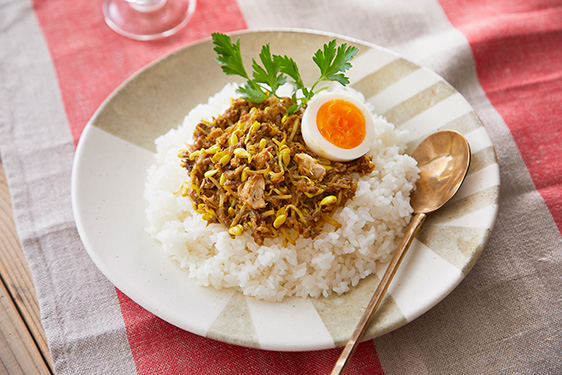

1,0,561,373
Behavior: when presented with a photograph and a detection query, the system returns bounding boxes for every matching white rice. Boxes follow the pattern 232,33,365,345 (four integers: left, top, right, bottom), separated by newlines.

145,83,419,301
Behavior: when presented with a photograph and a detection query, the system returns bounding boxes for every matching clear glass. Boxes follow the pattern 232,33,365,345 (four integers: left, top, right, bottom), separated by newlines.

103,0,197,41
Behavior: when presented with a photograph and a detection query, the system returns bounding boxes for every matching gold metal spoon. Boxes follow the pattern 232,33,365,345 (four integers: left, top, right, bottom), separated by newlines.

331,130,471,374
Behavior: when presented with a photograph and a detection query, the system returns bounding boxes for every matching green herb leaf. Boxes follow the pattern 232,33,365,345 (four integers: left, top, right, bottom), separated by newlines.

286,103,301,115
313,40,337,75
277,55,304,89
211,32,249,79
312,40,358,87
252,44,286,95
236,80,269,103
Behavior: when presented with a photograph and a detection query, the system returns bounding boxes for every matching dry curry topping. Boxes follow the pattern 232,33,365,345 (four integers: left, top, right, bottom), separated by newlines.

178,96,374,246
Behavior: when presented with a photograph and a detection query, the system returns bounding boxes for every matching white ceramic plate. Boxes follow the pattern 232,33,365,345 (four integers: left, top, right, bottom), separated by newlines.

71,30,499,351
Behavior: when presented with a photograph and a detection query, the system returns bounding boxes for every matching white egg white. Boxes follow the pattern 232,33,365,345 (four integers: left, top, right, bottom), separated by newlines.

301,91,376,162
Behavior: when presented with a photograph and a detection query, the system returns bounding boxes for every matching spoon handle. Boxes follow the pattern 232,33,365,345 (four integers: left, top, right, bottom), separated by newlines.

331,212,427,375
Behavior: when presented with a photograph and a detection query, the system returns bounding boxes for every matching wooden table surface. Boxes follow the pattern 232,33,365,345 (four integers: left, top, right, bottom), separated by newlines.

0,161,53,374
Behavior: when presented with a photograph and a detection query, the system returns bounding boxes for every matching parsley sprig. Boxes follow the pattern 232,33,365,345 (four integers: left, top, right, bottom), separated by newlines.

211,33,358,114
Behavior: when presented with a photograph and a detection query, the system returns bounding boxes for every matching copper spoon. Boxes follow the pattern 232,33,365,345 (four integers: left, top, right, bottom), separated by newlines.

331,130,471,375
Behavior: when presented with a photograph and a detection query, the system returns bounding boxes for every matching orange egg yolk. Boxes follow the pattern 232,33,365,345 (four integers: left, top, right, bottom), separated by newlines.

316,99,366,149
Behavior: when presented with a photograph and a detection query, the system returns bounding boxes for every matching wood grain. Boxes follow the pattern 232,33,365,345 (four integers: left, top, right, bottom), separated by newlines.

0,161,53,374
0,280,51,374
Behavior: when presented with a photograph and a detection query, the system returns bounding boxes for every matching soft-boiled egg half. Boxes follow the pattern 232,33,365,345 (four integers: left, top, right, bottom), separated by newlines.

301,91,375,162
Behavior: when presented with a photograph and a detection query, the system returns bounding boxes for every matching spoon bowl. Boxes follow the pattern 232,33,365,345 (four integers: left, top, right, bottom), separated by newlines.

332,130,471,374
411,130,471,213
